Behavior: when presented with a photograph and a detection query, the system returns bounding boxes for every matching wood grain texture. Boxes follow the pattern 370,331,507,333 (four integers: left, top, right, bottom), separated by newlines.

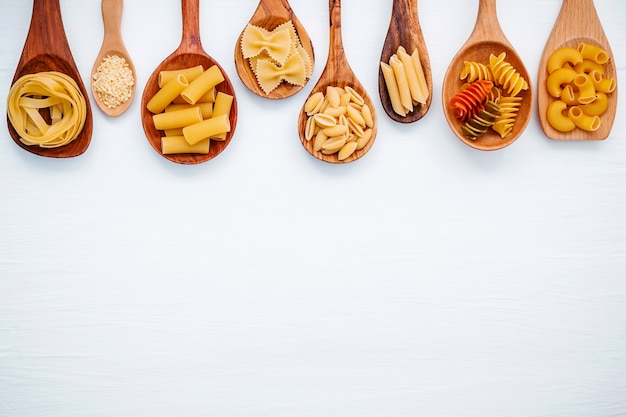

140,0,238,165
234,0,315,99
378,0,432,123
91,0,136,117
537,0,617,140
7,0,93,158
441,0,533,151
297,0,377,164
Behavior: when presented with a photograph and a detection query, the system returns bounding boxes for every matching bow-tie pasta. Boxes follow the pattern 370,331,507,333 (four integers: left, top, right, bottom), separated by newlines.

241,21,312,95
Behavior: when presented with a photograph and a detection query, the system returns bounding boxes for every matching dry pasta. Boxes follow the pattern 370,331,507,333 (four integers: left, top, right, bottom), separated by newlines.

145,65,234,154
147,74,189,114
489,52,529,96
544,43,615,133
380,45,429,117
240,21,312,95
303,85,373,159
7,71,87,148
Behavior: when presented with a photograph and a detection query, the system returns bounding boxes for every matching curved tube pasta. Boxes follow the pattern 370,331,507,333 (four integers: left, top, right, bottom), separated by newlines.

590,70,616,94
547,47,583,74
560,85,578,105
577,43,609,65
574,59,604,75
546,67,577,98
547,100,576,132
581,92,608,116
574,73,596,104
568,106,600,131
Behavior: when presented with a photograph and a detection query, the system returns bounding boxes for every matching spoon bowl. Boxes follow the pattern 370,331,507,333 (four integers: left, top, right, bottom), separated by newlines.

297,0,377,164
378,0,432,123
537,0,617,140
140,0,238,165
91,0,136,117
235,0,314,99
7,0,93,158
442,0,533,151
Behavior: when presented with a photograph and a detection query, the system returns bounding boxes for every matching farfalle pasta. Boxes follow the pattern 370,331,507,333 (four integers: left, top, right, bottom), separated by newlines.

240,21,312,95
545,42,616,132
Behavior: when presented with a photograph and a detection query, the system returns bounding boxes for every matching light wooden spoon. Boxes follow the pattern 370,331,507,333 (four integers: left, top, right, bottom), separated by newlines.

91,0,136,117
442,0,533,151
140,0,238,165
234,0,314,99
537,0,617,140
7,0,93,158
297,0,377,164
378,0,432,123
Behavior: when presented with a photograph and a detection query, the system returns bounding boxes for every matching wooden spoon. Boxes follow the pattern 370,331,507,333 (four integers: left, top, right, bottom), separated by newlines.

7,0,93,158
378,0,432,123
91,0,136,117
537,0,617,140
297,0,377,164
234,0,314,99
442,0,533,151
140,0,238,165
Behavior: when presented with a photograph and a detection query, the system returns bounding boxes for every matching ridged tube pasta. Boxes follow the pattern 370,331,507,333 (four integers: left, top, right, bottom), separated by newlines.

547,100,576,132
158,65,204,88
161,136,210,154
210,92,233,140
389,55,413,113
152,107,203,131
165,102,213,119
7,71,87,148
489,52,528,96
573,73,596,105
381,62,405,117
182,113,230,145
546,67,577,98
577,43,609,65
568,106,600,131
180,65,225,105
547,47,583,74
147,74,189,114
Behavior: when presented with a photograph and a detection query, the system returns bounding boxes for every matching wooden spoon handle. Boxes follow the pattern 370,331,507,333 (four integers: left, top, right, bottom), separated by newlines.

256,0,292,20
327,0,346,68
180,0,202,51
23,0,67,58
468,0,505,43
101,0,124,45
553,0,608,42
390,0,418,32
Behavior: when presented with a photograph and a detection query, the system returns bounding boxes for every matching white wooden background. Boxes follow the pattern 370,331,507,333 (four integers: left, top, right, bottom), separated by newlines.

1,1,625,416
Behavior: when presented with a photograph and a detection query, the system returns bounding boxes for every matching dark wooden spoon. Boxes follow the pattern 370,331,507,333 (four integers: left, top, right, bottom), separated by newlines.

140,0,238,165
378,0,432,123
537,0,617,140
91,0,136,117
441,0,533,151
297,0,377,164
7,0,93,158
234,0,314,99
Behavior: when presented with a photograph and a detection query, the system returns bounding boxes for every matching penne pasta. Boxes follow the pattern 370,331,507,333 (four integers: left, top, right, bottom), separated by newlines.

397,46,425,105
389,54,413,113
381,62,406,117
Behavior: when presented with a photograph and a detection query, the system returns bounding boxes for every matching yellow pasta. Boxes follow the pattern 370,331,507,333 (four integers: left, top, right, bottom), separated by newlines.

410,49,429,104
489,52,528,96
547,100,576,132
590,70,616,94
147,74,189,114
577,42,609,65
164,128,184,137
492,96,522,138
547,47,582,74
574,59,604,75
180,65,224,105
546,67,578,98
161,136,210,154
573,73,596,105
397,46,426,104
7,71,87,148
460,60,494,82
158,65,204,88
380,62,405,117
568,106,600,131
210,92,233,140
165,102,213,119
182,114,230,145
560,85,578,106
152,107,203,131
581,92,608,117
